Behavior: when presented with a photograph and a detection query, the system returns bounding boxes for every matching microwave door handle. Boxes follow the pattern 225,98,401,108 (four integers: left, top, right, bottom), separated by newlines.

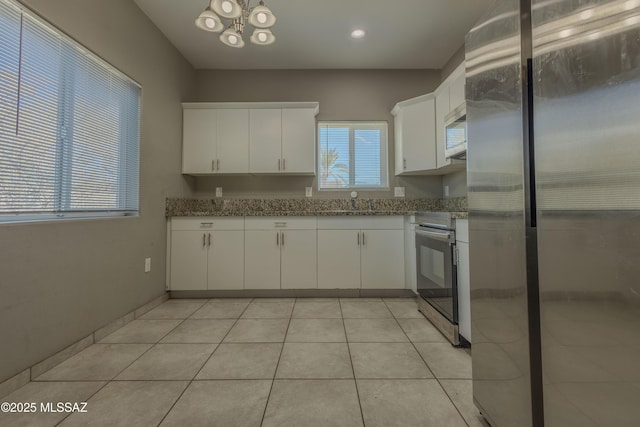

415,228,452,242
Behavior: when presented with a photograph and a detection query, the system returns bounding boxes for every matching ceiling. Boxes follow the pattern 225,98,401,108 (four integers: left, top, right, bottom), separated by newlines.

133,0,495,70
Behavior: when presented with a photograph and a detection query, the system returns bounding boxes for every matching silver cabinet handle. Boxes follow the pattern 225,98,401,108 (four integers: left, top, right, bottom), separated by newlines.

282,158,286,171
357,232,360,246
274,222,287,228
403,159,407,170
200,222,213,228
202,233,206,248
415,228,452,242
362,232,365,245
208,233,211,247
212,159,216,172
278,159,281,171
281,231,285,246
276,232,279,246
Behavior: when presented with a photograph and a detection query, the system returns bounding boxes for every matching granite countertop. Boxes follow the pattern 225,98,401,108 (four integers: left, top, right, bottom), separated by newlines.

166,198,468,218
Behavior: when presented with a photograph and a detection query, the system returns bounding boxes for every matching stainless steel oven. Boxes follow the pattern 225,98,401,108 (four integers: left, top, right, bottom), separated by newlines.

414,212,459,344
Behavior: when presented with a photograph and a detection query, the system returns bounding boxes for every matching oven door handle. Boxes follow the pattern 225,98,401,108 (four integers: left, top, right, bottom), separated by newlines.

415,228,452,242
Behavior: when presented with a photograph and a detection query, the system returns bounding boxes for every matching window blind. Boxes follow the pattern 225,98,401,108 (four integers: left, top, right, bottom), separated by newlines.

0,0,140,222
318,122,388,190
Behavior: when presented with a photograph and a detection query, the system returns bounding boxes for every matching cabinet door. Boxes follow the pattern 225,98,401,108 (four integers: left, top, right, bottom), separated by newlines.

281,108,316,174
435,87,451,169
401,99,437,172
244,230,281,289
450,71,466,110
250,109,282,173
394,111,405,175
217,109,249,173
456,241,471,342
317,230,361,289
208,230,244,290
170,231,208,290
281,230,317,289
182,109,217,174
360,229,405,289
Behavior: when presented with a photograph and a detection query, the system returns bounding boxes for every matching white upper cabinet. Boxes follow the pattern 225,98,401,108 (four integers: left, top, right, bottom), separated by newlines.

281,108,316,174
392,94,437,175
216,109,249,174
250,106,318,175
182,109,217,174
392,61,466,175
182,102,318,176
449,67,466,111
249,109,282,173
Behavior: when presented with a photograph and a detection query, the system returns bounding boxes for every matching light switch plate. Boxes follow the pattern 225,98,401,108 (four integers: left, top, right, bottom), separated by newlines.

444,185,450,197
305,187,313,197
144,258,151,273
394,187,405,197
215,187,222,198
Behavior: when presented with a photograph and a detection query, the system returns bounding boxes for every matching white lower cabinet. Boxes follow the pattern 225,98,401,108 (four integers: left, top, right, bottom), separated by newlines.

456,219,471,342
317,230,362,289
281,229,317,289
169,215,406,291
244,217,317,290
170,218,244,290
170,231,208,291
360,229,405,289
317,217,405,289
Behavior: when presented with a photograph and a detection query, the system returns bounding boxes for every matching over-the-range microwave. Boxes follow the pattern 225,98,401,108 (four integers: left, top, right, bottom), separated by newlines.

444,102,467,160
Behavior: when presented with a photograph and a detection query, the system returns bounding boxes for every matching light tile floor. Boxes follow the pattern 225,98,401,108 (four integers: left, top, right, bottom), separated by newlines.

0,297,487,427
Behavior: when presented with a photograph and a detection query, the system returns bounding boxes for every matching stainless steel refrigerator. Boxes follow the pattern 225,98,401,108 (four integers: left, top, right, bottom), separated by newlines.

466,1,640,426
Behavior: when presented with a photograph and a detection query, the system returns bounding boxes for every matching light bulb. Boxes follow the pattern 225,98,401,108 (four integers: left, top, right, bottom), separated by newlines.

205,18,216,29
351,29,366,39
258,32,267,42
221,1,233,14
257,12,267,24
228,34,238,45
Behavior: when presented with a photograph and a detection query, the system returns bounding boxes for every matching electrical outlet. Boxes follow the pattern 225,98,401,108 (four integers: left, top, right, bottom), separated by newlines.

215,187,222,198
144,258,151,273
305,187,313,197
394,187,405,197
444,185,450,197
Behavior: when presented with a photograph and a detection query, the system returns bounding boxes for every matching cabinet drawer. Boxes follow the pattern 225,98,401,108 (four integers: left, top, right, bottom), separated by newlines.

171,217,244,231
245,216,317,230
317,216,404,230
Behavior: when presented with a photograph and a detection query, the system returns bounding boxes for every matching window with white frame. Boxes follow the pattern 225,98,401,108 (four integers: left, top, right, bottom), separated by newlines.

0,0,141,223
318,122,388,190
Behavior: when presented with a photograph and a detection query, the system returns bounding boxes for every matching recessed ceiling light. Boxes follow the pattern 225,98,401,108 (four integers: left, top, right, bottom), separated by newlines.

351,29,366,39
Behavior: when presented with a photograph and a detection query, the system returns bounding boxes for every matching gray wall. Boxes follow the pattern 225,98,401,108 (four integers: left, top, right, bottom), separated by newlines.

443,170,468,198
441,45,465,81
0,0,195,383
192,69,444,199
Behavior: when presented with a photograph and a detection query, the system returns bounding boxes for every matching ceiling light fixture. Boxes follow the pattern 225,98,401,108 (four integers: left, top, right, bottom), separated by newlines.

196,0,276,48
351,29,366,39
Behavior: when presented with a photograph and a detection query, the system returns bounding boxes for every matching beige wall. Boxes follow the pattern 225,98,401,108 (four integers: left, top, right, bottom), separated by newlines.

192,69,444,199
0,0,195,383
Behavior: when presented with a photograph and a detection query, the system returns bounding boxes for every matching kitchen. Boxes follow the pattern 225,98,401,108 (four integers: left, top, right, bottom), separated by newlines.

1,0,639,426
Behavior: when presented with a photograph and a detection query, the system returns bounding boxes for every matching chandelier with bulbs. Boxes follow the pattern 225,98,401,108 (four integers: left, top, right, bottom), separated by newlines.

195,0,276,48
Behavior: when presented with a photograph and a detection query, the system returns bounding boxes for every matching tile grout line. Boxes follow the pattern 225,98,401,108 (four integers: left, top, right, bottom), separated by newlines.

382,299,472,427
53,299,207,426
156,297,254,427
259,297,296,427
339,298,367,427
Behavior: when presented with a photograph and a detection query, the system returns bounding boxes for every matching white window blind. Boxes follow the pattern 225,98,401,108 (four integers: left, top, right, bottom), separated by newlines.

318,122,388,190
0,0,140,222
